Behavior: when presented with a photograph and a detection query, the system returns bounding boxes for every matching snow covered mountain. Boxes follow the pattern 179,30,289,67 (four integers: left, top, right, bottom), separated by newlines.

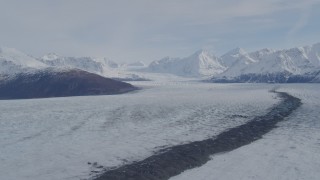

220,48,255,67
1,42,319,83
40,53,113,75
212,43,320,83
218,48,257,77
0,47,47,75
0,48,137,99
0,48,110,77
145,43,319,81
147,50,226,77
39,54,147,80
313,74,320,82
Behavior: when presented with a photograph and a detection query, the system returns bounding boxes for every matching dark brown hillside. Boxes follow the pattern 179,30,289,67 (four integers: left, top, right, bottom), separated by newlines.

0,69,137,99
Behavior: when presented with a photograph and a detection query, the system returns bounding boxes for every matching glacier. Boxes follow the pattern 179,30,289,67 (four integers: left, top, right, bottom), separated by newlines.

171,84,320,180
0,81,279,180
1,81,319,180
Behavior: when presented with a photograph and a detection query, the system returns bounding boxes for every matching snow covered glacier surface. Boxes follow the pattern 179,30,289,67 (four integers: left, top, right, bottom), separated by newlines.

171,84,320,180
0,82,280,180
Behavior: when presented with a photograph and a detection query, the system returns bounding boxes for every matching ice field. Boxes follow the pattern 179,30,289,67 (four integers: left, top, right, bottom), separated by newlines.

171,84,320,180
0,81,319,180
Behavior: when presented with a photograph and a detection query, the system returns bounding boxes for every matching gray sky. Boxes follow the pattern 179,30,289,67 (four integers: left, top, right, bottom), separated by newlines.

0,0,320,63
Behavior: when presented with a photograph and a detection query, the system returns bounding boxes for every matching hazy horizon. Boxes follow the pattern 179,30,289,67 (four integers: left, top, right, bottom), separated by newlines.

1,0,319,63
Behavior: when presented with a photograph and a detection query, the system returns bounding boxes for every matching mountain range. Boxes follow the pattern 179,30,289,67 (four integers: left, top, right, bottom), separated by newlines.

146,43,320,82
212,43,320,83
0,47,137,99
0,42,320,85
147,50,226,77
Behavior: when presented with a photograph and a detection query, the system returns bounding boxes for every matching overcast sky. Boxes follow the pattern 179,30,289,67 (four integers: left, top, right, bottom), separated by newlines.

0,0,319,62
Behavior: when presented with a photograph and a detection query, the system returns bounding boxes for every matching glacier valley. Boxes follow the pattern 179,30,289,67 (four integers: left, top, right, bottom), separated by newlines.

0,81,319,180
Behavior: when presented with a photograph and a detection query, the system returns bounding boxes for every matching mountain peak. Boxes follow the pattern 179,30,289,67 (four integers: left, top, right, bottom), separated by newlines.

42,53,60,61
259,48,275,53
223,47,246,56
0,47,47,75
188,49,218,64
148,49,225,77
0,47,43,65
221,48,247,59
192,49,211,57
220,47,251,68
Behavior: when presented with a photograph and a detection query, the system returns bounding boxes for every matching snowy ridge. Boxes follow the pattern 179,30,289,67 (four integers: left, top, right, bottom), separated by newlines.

213,43,320,83
0,47,47,75
0,48,109,79
0,43,319,82
147,42,320,81
311,72,320,82
148,50,226,77
220,47,255,67
218,48,256,77
40,54,106,74
39,54,147,80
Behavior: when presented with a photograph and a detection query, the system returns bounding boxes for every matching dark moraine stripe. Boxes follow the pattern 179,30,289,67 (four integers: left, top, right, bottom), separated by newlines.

94,91,302,180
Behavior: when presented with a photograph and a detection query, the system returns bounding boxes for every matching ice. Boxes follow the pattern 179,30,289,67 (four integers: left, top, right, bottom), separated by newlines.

0,81,278,180
171,84,320,180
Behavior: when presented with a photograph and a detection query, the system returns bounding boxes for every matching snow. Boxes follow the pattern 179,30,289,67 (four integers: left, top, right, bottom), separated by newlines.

39,55,105,74
219,48,256,77
0,47,47,74
245,51,299,74
143,42,319,80
0,81,278,180
304,43,320,67
1,43,320,180
147,50,226,77
171,84,320,180
312,73,320,82
218,43,320,79
220,47,253,68
39,54,148,80
1,43,319,81
41,53,60,61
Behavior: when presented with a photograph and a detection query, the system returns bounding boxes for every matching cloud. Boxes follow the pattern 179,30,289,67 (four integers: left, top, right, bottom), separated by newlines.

0,0,319,62
285,1,320,42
